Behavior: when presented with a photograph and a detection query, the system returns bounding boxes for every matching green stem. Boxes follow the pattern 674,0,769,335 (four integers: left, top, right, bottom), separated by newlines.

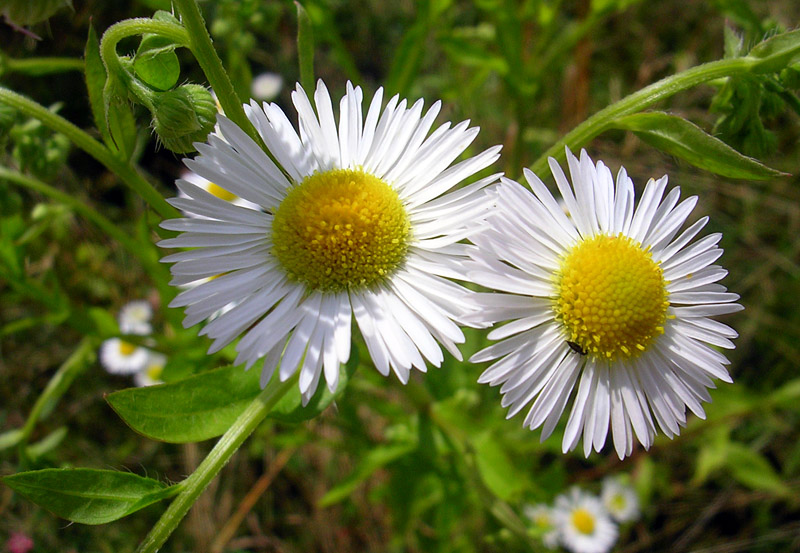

170,0,267,152
4,57,84,76
0,87,178,220
99,18,190,82
529,56,759,176
135,373,298,553
0,166,173,301
18,338,96,445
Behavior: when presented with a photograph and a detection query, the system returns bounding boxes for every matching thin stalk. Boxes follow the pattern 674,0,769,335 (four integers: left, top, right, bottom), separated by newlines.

4,57,84,76
0,87,178,219
170,0,266,152
18,338,96,445
0,166,173,301
529,56,759,176
135,373,298,553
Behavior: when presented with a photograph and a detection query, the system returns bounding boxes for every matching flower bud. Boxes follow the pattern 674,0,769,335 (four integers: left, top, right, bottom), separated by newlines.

151,84,217,153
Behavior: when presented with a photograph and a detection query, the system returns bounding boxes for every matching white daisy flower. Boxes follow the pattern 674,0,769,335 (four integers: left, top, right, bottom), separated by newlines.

118,299,153,336
601,476,639,523
134,352,167,387
99,338,150,375
160,80,501,401
469,148,742,459
523,503,560,549
554,488,618,553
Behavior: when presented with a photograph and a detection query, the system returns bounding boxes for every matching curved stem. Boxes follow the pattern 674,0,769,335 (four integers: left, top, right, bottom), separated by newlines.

135,373,298,553
99,18,190,82
529,56,759,176
4,57,84,76
0,87,178,220
0,166,173,300
170,0,267,152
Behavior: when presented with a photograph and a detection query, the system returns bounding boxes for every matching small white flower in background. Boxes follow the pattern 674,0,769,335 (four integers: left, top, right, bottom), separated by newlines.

523,503,560,549
601,477,639,523
469,148,742,459
251,72,283,102
178,170,262,214
118,299,153,336
134,352,167,387
100,338,150,375
160,80,501,402
554,488,618,553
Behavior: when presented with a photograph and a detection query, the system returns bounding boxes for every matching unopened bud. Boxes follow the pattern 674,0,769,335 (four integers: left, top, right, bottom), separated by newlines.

151,84,217,153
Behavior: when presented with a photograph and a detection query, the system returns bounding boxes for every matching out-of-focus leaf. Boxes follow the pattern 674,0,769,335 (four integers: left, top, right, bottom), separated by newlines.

318,441,417,507
385,23,429,97
725,443,789,497
612,112,786,179
439,35,508,74
296,1,315,95
768,378,800,408
472,431,526,501
25,426,68,458
3,468,175,525
106,364,260,443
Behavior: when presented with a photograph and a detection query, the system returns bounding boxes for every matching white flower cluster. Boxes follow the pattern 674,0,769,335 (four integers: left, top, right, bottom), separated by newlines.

99,300,166,387
524,477,639,553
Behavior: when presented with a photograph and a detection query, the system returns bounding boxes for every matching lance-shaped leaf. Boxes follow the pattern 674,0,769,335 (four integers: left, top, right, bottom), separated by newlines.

106,364,262,443
107,357,353,443
84,24,112,147
3,468,176,525
611,112,787,180
748,28,800,74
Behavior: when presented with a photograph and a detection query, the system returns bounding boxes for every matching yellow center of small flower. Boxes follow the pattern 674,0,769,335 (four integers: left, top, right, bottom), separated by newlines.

571,508,596,535
554,234,669,360
146,364,164,381
207,182,237,202
610,494,627,512
271,169,411,292
118,341,137,356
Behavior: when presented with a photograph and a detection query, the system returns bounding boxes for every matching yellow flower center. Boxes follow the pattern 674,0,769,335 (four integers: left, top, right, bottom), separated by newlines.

118,341,137,356
554,234,669,360
571,508,596,535
610,494,627,512
206,182,238,202
146,363,164,381
271,169,411,292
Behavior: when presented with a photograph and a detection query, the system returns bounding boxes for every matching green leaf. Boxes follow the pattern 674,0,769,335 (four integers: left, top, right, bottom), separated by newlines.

106,364,262,443
0,429,24,451
611,112,786,179
25,426,68,459
385,22,429,97
749,29,800,74
3,468,175,524
102,76,138,160
318,441,417,507
725,443,790,497
134,35,180,92
472,431,526,501
84,24,112,147
296,1,315,95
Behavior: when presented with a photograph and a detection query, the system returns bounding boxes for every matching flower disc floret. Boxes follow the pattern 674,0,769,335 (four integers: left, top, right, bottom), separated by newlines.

555,233,669,360
571,508,596,535
272,169,411,292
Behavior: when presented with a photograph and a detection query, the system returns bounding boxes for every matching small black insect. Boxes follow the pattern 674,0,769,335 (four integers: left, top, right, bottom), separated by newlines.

566,340,587,355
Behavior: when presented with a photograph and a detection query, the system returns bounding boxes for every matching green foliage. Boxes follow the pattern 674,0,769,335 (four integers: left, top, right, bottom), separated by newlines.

3,469,176,524
612,112,785,179
133,12,183,92
150,84,217,153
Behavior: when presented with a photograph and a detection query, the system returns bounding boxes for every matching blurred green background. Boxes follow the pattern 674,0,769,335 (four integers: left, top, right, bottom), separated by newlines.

1,0,799,551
